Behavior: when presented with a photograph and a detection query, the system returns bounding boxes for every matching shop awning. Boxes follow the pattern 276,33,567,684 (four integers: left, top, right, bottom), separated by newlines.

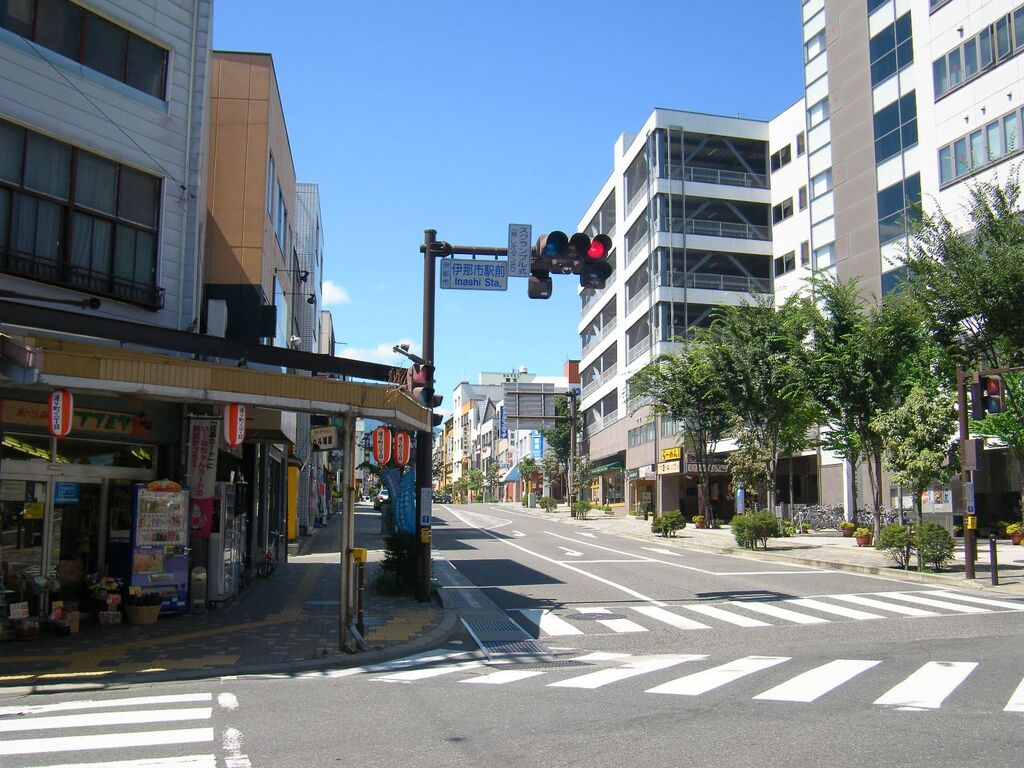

501,466,520,483
591,460,624,473
17,335,433,433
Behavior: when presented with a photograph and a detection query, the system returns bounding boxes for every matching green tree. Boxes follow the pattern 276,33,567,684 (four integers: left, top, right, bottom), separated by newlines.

465,468,484,501
540,452,562,499
872,384,958,524
541,395,579,488
571,455,595,502
517,456,538,502
702,295,817,512
483,461,502,502
807,277,922,536
628,341,733,522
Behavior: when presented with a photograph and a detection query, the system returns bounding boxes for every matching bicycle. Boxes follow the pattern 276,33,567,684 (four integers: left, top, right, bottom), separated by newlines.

257,530,283,577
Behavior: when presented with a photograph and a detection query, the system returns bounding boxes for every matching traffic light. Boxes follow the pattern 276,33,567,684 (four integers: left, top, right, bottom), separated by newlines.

527,231,614,298
406,363,443,409
980,375,1003,415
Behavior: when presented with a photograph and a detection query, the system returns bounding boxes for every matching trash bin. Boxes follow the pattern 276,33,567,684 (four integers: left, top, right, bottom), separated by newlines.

190,567,207,613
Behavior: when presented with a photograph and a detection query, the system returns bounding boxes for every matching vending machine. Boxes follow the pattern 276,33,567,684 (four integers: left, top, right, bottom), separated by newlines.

207,482,244,604
130,480,190,614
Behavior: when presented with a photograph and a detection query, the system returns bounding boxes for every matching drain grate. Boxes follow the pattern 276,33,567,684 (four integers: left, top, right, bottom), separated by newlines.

484,639,550,656
467,620,522,634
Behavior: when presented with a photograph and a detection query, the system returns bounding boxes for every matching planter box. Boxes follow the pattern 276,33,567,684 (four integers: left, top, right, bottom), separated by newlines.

125,604,161,625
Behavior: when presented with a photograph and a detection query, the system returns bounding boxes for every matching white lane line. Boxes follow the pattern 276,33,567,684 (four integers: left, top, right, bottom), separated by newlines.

448,508,667,606
753,659,882,702
926,591,1024,611
372,660,485,683
577,607,648,633
728,601,830,625
26,756,217,768
631,606,711,630
681,603,771,627
0,693,211,717
511,530,526,538
1005,677,1024,712
874,661,977,710
0,727,215,756
879,592,990,614
568,559,648,564
517,608,583,636
830,594,938,617
461,669,548,685
576,532,598,538
0,707,212,733
785,598,883,621
643,547,684,557
647,656,790,696
550,655,706,690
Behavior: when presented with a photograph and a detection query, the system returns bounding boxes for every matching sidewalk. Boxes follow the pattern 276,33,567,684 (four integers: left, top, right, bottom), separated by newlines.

0,506,455,691
496,502,1024,595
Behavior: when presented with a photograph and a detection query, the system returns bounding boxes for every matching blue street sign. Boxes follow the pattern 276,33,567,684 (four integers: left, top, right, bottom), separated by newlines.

507,223,532,277
439,258,508,290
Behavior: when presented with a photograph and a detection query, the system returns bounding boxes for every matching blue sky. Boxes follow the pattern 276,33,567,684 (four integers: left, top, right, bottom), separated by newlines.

211,0,806,414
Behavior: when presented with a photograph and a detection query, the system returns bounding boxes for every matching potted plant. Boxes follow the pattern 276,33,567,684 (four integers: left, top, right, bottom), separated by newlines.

1007,522,1023,545
124,589,163,625
692,515,705,529
854,526,873,547
839,520,857,537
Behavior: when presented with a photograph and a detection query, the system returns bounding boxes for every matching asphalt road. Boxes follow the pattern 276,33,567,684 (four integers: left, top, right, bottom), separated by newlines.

3,502,1022,768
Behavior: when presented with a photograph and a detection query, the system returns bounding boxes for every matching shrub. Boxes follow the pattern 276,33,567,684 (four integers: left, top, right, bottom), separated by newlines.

1005,522,1022,536
799,523,811,534
853,527,871,538
995,520,1012,537
875,523,914,568
538,496,558,512
782,525,796,537
731,510,779,549
571,501,590,519
651,511,685,537
839,520,856,532
376,532,418,595
914,523,955,571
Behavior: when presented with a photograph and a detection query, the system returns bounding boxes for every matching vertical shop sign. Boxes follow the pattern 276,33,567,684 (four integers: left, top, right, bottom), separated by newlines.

186,418,219,537
223,403,246,447
49,389,73,437
372,426,393,464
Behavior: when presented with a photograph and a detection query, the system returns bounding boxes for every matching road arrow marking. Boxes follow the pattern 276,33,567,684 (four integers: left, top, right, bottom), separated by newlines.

643,547,683,557
576,532,597,538
511,530,526,538
558,547,583,557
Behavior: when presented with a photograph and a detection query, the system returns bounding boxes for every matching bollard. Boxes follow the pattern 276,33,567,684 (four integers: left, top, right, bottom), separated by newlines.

989,534,999,586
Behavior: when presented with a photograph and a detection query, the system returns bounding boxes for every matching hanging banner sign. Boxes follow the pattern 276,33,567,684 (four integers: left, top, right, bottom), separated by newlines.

394,431,412,467
186,418,219,538
223,403,246,447
372,426,393,464
48,389,73,437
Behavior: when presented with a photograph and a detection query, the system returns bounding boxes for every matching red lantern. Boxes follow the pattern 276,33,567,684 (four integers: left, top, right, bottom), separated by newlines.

372,426,392,464
224,403,246,447
394,431,411,467
48,389,73,437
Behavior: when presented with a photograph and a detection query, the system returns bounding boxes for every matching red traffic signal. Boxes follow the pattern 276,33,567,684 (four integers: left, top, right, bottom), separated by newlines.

406,363,443,409
527,231,614,297
980,375,1003,415
579,233,613,289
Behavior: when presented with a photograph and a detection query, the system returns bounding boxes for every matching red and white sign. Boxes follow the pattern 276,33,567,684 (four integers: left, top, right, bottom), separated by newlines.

223,403,246,447
372,426,392,464
186,418,219,538
48,389,73,437
394,431,411,467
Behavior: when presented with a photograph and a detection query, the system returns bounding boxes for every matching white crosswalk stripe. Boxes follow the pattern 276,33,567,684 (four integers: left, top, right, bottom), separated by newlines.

1005,677,1024,712
874,661,978,709
513,590,1021,637
0,690,237,765
548,655,705,690
753,659,881,702
646,655,791,696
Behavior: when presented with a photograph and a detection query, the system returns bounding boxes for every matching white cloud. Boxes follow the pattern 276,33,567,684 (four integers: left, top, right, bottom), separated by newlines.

322,280,351,305
338,339,422,365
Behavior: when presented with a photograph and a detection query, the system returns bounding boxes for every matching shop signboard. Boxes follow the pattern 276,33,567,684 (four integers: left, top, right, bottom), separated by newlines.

660,446,682,462
657,460,680,475
639,465,656,480
627,468,639,480
48,388,73,437
223,403,246,447
684,456,730,474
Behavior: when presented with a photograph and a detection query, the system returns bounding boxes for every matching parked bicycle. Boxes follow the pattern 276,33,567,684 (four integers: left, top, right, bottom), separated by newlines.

257,530,284,577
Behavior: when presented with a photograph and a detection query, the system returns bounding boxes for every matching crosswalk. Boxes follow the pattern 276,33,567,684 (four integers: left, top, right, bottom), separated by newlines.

515,590,1023,637
0,691,246,767
356,649,1024,714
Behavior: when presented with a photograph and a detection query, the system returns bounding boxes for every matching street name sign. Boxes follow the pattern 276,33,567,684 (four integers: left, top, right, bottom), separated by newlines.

507,223,532,277
439,258,508,291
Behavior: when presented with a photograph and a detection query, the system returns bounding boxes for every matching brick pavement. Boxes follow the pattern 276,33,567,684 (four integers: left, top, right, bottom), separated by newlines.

0,505,454,689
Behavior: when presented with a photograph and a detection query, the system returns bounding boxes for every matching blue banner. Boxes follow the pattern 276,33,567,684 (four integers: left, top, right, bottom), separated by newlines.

531,431,544,459
499,406,507,438
384,468,417,534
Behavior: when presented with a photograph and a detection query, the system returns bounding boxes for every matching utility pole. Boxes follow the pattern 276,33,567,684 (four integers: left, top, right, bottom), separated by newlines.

567,388,578,504
956,367,976,580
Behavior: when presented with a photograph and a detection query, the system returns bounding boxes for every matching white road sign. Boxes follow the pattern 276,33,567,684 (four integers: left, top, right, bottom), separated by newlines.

439,258,508,291
310,426,338,450
507,223,532,277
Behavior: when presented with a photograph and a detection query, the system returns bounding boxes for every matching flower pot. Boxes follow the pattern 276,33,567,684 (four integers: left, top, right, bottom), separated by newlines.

841,527,855,537
1011,532,1023,545
125,604,161,625
856,534,873,547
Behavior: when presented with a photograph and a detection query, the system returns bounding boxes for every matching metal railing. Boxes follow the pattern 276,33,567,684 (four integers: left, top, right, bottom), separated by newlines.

586,409,620,436
626,232,650,261
2,250,165,309
626,336,652,364
677,165,769,189
677,218,771,241
657,271,771,294
626,288,649,314
581,362,618,399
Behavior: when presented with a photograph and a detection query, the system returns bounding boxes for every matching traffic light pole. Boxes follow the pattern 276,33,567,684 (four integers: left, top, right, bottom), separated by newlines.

414,230,439,603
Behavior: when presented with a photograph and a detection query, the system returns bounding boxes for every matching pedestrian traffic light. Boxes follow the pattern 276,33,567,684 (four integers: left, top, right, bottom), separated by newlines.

980,375,1003,415
406,363,443,409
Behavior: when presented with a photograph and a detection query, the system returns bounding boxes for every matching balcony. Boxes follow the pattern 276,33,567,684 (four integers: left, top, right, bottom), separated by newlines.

626,232,650,263
586,408,620,436
626,336,652,364
582,362,618,400
626,288,649,314
3,251,165,309
657,271,771,294
678,218,770,241
673,165,769,190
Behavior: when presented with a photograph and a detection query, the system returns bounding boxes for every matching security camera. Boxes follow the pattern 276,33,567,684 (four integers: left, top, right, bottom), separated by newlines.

289,335,302,347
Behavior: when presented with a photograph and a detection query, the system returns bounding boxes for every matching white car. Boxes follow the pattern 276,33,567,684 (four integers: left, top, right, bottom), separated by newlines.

374,489,389,510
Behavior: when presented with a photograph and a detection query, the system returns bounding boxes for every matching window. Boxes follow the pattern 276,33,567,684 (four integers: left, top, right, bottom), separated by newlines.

0,117,163,307
937,105,1024,185
798,185,808,210
873,91,918,164
0,0,169,99
870,12,913,86
877,173,921,244
796,131,806,156
808,98,829,128
805,31,826,62
772,198,794,224
266,154,275,217
774,251,796,277
770,145,792,173
810,169,833,199
934,7,1024,99
800,241,811,267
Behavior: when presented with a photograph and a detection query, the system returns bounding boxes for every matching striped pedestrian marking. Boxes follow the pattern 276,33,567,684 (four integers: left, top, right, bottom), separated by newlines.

1005,677,1024,712
880,592,991,614
576,607,648,633
0,707,213,733
784,598,884,620
680,603,771,627
926,591,1024,611
631,605,711,630
517,608,583,636
830,594,939,617
0,693,212,717
728,600,830,625
549,655,705,690
30,757,218,768
0,728,215,757
874,661,977,709
753,659,882,702
373,660,485,682
646,655,790,696
462,669,548,685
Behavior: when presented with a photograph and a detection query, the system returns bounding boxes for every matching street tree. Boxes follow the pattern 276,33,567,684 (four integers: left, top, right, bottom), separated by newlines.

517,456,538,502
571,455,595,503
807,276,923,536
465,468,484,502
541,396,579,484
483,461,502,502
628,341,733,523
872,384,959,524
701,295,817,513
541,452,562,500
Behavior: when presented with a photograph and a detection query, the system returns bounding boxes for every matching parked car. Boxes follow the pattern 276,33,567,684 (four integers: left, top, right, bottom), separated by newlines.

374,489,389,510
